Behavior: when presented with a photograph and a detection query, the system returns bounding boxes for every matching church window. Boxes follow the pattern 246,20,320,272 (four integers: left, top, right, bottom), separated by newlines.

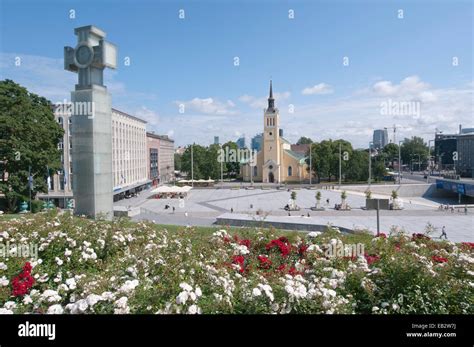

288,166,293,176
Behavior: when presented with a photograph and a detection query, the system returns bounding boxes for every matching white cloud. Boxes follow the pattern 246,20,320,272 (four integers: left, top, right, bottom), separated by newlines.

174,97,237,115
302,83,334,95
372,75,436,101
134,106,159,126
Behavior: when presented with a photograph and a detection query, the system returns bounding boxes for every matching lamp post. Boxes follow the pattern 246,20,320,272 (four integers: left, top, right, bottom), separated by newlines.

428,139,434,182
220,144,223,187
191,144,194,188
398,140,403,184
309,143,313,186
368,142,373,187
338,142,342,189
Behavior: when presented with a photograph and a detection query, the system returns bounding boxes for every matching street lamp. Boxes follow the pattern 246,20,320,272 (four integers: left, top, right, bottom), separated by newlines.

191,144,194,187
398,140,403,185
309,143,313,185
427,139,435,181
338,142,342,189
368,141,373,187
219,143,223,187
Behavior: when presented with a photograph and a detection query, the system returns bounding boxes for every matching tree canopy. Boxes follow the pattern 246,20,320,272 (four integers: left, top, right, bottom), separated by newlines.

0,79,64,212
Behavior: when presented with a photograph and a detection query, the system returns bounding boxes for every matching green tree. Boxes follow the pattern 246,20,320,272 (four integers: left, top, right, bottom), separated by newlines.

174,153,182,171
381,143,399,169
345,150,369,182
296,136,313,145
373,160,387,181
400,137,429,170
0,80,63,212
180,143,223,180
307,139,354,182
221,141,240,178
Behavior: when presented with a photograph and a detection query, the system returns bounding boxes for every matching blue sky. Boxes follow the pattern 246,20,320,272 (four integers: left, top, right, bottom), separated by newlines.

0,0,472,147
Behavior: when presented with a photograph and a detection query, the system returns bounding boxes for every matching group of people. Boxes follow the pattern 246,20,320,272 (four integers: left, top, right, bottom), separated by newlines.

438,204,469,214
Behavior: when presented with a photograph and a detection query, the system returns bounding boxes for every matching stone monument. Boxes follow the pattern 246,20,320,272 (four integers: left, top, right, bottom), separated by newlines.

64,25,117,219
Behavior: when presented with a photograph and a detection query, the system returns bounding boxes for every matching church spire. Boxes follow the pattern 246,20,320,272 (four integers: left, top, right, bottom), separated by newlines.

267,80,275,111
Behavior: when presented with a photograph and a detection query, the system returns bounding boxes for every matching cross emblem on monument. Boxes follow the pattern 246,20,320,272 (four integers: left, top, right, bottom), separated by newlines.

64,25,117,88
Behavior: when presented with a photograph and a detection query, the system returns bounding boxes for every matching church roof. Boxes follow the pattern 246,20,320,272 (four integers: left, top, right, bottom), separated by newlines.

280,137,291,144
284,149,307,164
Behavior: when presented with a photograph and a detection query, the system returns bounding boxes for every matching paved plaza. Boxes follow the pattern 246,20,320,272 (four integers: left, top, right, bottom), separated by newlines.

116,186,474,243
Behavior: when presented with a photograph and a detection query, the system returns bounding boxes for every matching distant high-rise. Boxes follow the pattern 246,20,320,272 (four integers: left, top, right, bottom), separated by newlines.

251,133,263,152
214,136,219,145
236,136,246,149
373,129,389,149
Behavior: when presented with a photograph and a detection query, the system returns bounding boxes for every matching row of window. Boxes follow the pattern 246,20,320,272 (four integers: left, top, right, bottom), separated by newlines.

266,117,276,127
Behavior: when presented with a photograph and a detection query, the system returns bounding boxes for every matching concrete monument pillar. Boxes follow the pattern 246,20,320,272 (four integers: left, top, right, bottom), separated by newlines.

64,25,117,219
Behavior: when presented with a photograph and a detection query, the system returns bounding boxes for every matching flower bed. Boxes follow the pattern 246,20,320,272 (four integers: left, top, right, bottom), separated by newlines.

0,213,472,314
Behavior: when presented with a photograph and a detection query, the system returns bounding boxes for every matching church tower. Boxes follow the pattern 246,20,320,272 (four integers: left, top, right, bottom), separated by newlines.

262,80,281,183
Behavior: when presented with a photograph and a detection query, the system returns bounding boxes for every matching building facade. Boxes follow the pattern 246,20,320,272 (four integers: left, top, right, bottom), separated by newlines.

39,106,151,206
112,109,149,196
434,127,474,177
146,132,175,184
147,133,160,186
40,105,74,207
457,133,474,178
241,81,309,183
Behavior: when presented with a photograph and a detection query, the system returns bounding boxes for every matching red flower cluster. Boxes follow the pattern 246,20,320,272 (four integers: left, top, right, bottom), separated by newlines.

298,244,308,257
266,237,291,257
257,255,272,269
364,253,380,265
288,267,300,276
11,262,35,297
432,255,448,263
461,242,474,249
376,233,387,239
232,255,246,273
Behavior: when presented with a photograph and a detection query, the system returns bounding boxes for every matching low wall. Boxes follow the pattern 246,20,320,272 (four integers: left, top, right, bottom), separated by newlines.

216,215,353,234
342,183,439,198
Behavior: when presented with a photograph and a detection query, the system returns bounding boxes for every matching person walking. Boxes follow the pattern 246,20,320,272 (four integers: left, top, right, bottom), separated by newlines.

440,226,448,239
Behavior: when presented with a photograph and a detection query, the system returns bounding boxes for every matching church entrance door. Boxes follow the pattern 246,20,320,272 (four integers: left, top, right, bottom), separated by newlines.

268,172,275,183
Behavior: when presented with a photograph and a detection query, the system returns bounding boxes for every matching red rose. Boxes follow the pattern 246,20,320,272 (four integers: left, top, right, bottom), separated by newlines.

364,253,380,265
257,255,272,269
11,263,35,297
298,244,308,256
288,267,299,276
431,255,448,263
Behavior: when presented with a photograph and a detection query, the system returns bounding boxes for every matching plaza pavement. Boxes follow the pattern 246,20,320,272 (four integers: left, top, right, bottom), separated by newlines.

116,186,474,243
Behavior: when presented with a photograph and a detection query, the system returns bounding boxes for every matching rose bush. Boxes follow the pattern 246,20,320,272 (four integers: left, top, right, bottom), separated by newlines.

0,212,472,314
